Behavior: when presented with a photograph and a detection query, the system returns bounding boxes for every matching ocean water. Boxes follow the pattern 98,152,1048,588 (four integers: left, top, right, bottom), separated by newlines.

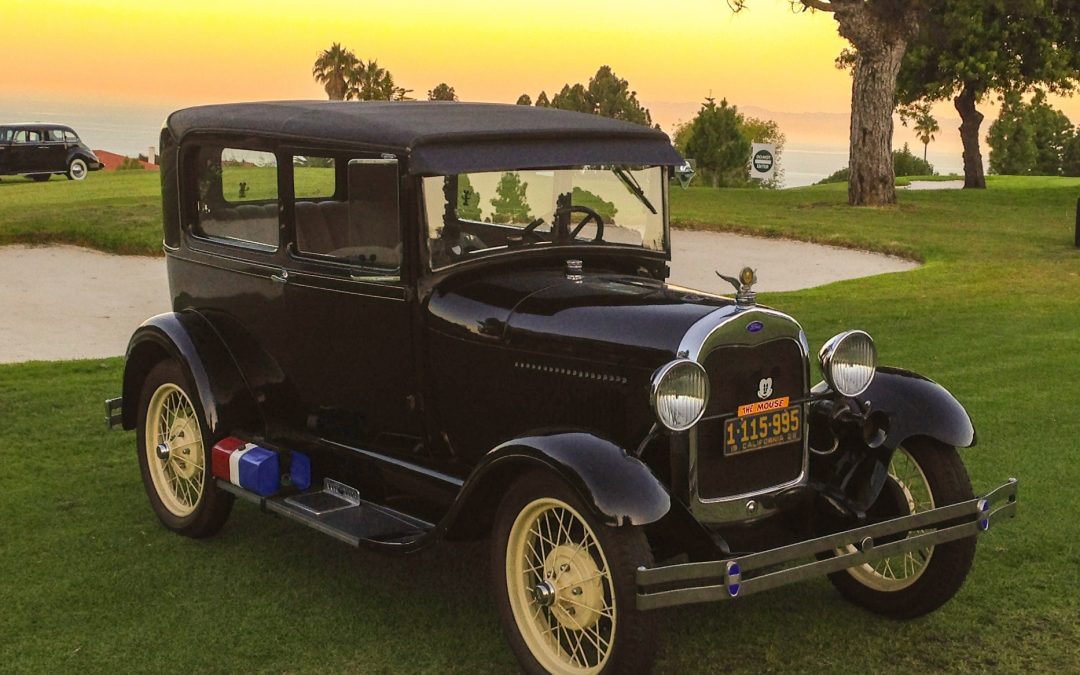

1,95,965,187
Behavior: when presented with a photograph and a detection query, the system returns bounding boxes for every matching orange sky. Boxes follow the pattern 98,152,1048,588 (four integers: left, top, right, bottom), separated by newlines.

3,0,1078,142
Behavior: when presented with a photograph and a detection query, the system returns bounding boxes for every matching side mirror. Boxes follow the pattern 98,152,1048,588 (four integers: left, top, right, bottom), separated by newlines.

674,161,696,188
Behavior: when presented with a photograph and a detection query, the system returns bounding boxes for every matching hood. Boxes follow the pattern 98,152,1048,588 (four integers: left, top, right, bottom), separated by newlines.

427,268,733,368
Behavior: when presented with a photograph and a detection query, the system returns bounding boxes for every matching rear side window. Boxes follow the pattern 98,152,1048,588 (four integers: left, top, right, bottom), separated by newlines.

191,146,279,249
291,156,401,275
0,129,12,142
47,129,66,142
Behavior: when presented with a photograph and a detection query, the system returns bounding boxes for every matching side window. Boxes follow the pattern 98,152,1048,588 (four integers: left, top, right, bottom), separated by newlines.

0,129,10,142
292,156,401,275
13,130,41,143
293,156,337,199
191,145,279,249
64,131,79,142
47,129,66,142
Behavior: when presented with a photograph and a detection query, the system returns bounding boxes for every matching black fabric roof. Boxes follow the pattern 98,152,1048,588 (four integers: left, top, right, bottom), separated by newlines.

166,101,683,175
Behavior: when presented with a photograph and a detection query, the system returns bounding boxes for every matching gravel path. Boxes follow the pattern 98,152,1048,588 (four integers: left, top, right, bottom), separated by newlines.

0,235,917,363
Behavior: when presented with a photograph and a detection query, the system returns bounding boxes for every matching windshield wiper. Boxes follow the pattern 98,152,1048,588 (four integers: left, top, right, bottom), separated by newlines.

612,167,657,215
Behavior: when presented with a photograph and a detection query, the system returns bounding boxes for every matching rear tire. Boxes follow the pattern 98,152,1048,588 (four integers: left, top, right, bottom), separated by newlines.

136,359,233,538
67,158,88,181
491,470,657,674
828,439,976,618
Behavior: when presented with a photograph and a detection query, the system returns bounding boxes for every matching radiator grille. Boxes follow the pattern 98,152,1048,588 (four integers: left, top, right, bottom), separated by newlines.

695,339,806,499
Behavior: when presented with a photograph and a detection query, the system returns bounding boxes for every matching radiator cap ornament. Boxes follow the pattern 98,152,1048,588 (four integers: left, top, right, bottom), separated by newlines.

717,266,757,307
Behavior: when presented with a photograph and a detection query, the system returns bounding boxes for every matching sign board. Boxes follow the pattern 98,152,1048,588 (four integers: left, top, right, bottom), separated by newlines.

749,143,776,181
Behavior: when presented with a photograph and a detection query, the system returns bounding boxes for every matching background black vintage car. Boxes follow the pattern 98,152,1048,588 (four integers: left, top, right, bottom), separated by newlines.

0,123,102,181
108,101,1016,674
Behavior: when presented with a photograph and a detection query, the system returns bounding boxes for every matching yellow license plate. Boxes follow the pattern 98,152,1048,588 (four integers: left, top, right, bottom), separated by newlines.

724,403,802,456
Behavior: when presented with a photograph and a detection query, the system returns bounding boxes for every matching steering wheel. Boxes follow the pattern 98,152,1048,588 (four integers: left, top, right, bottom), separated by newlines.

558,205,605,242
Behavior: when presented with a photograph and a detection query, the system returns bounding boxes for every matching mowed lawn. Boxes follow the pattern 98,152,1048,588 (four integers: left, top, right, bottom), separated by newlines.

1,171,1079,672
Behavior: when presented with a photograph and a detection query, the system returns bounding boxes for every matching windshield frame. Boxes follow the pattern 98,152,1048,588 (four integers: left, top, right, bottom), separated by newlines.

420,165,671,272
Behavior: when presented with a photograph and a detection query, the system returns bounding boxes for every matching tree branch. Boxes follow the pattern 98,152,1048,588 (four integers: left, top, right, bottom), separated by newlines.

799,0,836,12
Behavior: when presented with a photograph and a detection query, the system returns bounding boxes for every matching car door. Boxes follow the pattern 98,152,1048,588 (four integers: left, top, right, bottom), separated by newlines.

43,129,69,171
0,128,11,172
10,129,43,172
280,153,423,458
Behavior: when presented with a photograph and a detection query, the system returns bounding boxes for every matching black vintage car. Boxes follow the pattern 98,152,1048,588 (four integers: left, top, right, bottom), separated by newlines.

0,123,102,181
107,101,1017,674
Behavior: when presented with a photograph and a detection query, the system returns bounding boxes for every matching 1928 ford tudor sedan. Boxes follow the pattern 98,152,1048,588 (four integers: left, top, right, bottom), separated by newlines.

107,101,1017,674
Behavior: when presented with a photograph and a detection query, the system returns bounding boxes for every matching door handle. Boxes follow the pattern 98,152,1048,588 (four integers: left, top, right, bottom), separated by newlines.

270,269,289,284
37,146,50,150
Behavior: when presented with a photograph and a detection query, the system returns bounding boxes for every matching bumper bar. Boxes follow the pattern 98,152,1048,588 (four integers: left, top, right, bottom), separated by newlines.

105,397,123,429
637,478,1018,610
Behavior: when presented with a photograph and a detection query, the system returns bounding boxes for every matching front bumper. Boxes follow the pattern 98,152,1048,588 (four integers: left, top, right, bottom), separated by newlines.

637,478,1018,610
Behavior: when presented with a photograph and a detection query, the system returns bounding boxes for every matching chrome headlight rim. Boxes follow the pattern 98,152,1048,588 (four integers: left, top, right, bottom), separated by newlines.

819,329,878,398
650,358,710,432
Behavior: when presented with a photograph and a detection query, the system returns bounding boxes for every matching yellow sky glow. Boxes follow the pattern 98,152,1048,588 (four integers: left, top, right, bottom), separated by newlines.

3,0,1077,144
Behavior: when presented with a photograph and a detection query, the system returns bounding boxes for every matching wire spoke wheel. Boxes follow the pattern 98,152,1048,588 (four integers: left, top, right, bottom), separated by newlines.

506,498,617,674
144,383,205,517
844,446,935,591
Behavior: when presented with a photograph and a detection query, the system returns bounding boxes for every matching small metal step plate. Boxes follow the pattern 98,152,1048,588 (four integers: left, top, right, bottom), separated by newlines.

285,478,361,515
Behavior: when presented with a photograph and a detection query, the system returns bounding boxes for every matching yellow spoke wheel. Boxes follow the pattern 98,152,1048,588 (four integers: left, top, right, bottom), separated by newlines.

136,359,232,539
144,382,206,517
494,471,657,675
506,497,617,674
828,439,976,619
843,446,935,591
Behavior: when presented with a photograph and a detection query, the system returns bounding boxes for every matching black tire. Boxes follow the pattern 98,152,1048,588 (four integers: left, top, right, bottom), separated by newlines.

67,158,88,181
491,470,657,675
29,174,51,182
828,439,976,619
136,359,233,538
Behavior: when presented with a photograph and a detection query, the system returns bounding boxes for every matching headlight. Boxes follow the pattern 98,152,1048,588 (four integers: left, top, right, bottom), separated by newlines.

650,359,709,431
819,330,877,397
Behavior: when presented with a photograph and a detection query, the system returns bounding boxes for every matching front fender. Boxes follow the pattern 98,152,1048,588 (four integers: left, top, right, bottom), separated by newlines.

121,311,262,437
862,366,976,450
442,431,671,540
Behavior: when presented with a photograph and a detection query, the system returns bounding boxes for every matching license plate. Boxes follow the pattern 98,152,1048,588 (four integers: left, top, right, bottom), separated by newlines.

724,400,802,456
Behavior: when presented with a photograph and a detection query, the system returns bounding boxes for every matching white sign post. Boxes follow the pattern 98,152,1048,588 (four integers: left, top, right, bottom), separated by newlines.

749,143,776,182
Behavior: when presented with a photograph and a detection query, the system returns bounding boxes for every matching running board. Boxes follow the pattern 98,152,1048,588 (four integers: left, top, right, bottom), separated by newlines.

217,478,432,547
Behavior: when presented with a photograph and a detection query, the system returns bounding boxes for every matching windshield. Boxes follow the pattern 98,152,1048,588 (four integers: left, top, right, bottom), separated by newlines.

423,166,666,269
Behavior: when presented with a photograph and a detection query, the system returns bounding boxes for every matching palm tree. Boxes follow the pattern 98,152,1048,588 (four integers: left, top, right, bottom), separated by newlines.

347,60,387,101
914,110,940,163
312,43,359,101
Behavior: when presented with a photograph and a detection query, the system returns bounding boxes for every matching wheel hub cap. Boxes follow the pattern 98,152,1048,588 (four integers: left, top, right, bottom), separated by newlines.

532,580,557,607
543,544,605,630
155,443,170,461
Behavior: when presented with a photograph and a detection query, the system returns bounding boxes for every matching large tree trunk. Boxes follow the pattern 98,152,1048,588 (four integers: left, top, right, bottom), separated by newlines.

827,2,923,206
954,83,986,189
847,43,905,206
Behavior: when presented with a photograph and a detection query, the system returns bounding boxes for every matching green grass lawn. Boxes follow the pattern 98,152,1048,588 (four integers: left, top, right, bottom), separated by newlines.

1,173,1079,672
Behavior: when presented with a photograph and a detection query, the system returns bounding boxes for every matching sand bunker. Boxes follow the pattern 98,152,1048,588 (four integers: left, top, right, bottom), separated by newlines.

0,236,917,363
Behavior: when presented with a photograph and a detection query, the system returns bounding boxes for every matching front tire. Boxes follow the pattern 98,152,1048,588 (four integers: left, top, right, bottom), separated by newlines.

67,158,88,181
829,439,976,618
492,471,657,675
136,359,232,537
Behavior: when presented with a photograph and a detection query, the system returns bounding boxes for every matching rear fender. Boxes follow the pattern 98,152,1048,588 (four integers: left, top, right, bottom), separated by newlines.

121,311,262,437
442,431,671,540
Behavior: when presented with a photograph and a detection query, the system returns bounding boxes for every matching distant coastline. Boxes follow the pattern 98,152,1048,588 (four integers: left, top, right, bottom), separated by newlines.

2,95,966,188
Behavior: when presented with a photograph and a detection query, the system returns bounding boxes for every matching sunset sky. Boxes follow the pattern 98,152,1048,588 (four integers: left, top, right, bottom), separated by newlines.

4,0,1078,179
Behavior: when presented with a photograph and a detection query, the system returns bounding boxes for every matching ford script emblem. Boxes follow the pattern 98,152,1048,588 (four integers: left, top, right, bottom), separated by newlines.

747,321,764,333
